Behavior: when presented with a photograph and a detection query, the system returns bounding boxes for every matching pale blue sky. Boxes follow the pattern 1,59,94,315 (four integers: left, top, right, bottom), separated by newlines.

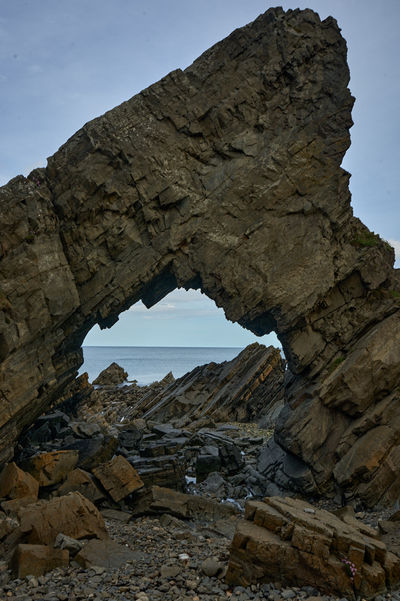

1,0,399,347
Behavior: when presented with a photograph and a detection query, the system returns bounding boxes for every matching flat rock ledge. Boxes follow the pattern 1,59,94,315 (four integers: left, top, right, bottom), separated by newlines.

226,496,400,599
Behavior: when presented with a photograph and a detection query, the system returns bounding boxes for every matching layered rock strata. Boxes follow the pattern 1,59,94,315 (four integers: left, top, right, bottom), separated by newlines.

121,343,285,426
0,7,400,504
226,497,400,598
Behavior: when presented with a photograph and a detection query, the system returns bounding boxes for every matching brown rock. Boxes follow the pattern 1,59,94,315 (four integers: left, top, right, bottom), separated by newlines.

92,455,144,502
0,6,399,509
10,544,69,578
56,467,105,503
132,485,239,521
227,496,400,598
92,362,128,386
20,450,79,486
0,516,17,541
75,538,142,569
100,509,132,522
1,497,37,517
0,462,39,500
19,492,107,545
380,520,400,560
389,508,400,522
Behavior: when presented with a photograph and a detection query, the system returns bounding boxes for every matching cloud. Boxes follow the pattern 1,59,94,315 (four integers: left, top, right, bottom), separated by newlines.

388,239,400,265
128,288,221,320
388,240,400,260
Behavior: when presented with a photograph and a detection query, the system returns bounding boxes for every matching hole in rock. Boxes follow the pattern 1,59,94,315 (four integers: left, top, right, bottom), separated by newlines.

80,289,281,385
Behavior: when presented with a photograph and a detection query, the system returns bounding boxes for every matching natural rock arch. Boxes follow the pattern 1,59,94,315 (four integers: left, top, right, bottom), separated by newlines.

1,7,399,505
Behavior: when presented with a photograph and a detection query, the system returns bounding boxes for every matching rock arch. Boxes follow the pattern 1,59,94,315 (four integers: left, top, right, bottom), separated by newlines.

1,7,399,505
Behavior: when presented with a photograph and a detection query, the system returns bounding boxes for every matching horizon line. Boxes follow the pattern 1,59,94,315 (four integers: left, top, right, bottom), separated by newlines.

82,344,246,349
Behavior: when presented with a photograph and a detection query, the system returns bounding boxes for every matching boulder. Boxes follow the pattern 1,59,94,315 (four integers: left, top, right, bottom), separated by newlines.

131,485,239,521
129,453,186,491
191,431,244,476
19,492,108,545
1,497,37,517
62,436,118,471
56,468,105,504
196,453,222,483
20,450,78,487
10,544,69,578
93,362,128,386
226,496,400,598
70,421,102,438
0,462,39,500
21,411,71,444
100,509,132,523
92,455,144,502
54,532,83,555
118,425,143,450
75,538,143,569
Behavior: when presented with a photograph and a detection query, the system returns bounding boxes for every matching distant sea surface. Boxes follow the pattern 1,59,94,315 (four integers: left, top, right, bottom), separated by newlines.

80,346,243,386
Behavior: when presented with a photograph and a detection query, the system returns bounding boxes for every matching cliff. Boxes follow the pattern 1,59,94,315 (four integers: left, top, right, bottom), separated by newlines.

1,7,399,506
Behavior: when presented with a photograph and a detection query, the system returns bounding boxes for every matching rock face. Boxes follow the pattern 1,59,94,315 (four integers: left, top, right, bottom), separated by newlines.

0,7,400,505
123,343,285,426
226,497,400,598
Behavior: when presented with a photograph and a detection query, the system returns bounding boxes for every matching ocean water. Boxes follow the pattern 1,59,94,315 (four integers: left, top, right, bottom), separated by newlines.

80,346,243,386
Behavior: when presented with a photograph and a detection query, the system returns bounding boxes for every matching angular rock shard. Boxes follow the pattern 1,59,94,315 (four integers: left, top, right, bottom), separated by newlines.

0,462,39,500
0,6,399,505
56,468,106,504
92,455,144,502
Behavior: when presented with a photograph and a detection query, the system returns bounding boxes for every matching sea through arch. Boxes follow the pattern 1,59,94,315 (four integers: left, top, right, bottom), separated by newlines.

79,287,282,385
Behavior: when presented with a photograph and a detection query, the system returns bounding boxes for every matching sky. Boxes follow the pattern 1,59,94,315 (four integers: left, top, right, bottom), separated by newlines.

0,0,399,347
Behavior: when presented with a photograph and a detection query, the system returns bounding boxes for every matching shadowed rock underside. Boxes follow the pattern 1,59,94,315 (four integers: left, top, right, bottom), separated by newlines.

0,7,400,506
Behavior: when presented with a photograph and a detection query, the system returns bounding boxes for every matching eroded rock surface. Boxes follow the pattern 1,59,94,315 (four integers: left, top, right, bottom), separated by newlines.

1,6,400,505
123,343,285,427
227,497,400,598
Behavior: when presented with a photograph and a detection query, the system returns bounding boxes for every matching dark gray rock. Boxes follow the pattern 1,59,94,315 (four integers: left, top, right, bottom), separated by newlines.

196,455,222,483
92,363,128,387
62,436,118,471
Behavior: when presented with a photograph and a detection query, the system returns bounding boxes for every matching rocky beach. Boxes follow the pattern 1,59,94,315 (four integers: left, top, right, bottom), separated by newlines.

1,349,400,601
